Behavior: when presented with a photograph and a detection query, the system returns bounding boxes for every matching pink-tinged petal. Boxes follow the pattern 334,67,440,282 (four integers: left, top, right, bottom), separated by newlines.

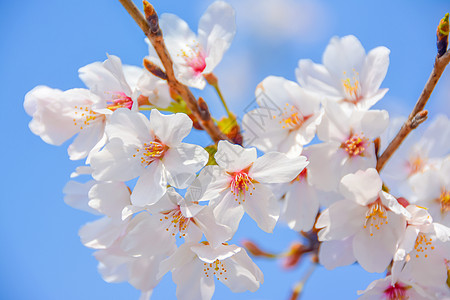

306,142,343,192
106,109,152,146
79,217,124,249
139,290,153,300
242,184,279,233
94,247,130,283
159,13,197,51
319,238,356,270
242,108,288,153
128,255,164,292
63,180,99,215
322,35,366,79
433,223,450,243
339,168,381,206
296,59,340,97
68,122,105,160
379,191,410,217
131,161,166,207
122,65,143,91
79,61,125,97
193,206,233,247
215,140,257,172
91,139,144,181
121,213,175,256
359,109,389,139
357,88,388,111
198,1,236,72
317,100,350,142
173,258,215,300
163,143,208,189
191,243,241,263
88,182,130,219
316,200,366,241
157,243,197,279
229,249,264,285
250,153,308,184
223,251,262,293
282,181,320,232
409,250,448,287
103,54,133,96
191,166,230,202
360,46,390,97
409,169,442,200
394,226,420,261
353,212,405,273
212,192,245,235
183,222,203,245
25,86,92,145
150,109,192,145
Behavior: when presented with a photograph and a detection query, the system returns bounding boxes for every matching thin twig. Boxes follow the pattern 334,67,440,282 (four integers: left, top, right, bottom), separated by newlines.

289,263,318,300
376,50,450,172
118,0,228,143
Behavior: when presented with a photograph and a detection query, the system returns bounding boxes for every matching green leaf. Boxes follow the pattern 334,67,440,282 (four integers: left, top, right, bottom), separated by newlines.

204,145,218,166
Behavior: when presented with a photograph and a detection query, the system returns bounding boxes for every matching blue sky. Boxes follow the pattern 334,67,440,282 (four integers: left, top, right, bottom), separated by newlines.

1,0,449,299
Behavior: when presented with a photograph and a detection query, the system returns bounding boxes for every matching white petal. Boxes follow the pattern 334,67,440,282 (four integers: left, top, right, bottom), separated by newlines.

79,217,124,249
212,192,245,235
250,152,308,183
191,243,240,263
131,162,166,207
193,206,233,247
215,140,257,172
242,184,279,233
163,143,208,189
63,180,99,215
106,109,152,146
339,168,381,206
150,109,192,145
198,1,236,72
316,200,366,241
88,181,131,218
319,238,356,270
191,166,230,202
68,123,105,160
360,46,390,97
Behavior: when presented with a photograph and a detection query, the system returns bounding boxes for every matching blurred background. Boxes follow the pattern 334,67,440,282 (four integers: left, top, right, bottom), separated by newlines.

1,0,449,299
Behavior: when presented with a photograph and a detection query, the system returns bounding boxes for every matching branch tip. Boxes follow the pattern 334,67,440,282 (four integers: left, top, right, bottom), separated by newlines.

143,58,167,80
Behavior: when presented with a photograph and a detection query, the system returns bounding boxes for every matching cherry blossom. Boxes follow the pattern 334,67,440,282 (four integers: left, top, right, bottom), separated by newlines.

307,101,389,192
242,76,322,157
156,1,236,89
90,108,209,206
357,275,434,300
158,242,263,300
409,156,450,226
392,205,450,289
24,55,141,160
296,35,390,111
196,140,308,233
120,188,232,258
316,168,410,273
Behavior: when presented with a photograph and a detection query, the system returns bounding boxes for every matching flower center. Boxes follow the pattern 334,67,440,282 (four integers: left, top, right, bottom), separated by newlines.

364,201,388,236
291,168,307,183
438,189,450,214
73,105,102,130
228,168,256,204
133,140,166,166
383,283,410,300
341,69,362,104
180,43,207,75
106,92,133,111
273,103,310,131
203,259,228,281
159,206,192,238
341,133,369,157
413,233,434,259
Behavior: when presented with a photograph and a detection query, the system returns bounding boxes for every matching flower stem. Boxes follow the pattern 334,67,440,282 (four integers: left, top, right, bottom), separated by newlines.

205,73,234,119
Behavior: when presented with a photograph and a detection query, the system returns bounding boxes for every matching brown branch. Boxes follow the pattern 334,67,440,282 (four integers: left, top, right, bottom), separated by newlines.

376,50,450,171
118,0,228,143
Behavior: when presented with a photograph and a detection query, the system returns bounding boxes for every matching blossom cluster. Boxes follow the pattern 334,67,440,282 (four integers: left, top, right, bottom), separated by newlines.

24,1,450,299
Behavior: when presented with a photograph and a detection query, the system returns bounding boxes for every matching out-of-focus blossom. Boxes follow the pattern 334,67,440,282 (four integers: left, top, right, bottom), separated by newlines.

296,35,390,111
